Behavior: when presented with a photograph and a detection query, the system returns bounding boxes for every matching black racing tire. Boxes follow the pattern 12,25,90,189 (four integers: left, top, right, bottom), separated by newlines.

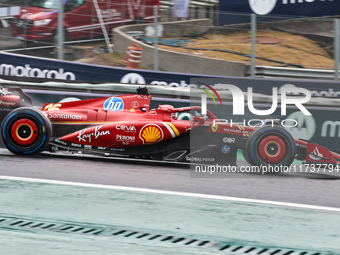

245,126,295,167
1,107,52,155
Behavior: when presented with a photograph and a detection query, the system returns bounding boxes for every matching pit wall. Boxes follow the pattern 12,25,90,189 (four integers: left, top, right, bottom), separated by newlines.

112,19,246,77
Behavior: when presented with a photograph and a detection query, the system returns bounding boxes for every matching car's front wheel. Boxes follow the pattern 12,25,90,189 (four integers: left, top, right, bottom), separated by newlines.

245,126,295,167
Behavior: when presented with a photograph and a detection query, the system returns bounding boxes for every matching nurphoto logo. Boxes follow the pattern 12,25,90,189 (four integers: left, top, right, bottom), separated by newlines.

199,84,312,128
201,84,311,116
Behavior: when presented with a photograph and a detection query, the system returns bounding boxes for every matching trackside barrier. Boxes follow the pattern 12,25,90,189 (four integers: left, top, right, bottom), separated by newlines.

1,78,340,107
254,66,340,80
0,78,191,98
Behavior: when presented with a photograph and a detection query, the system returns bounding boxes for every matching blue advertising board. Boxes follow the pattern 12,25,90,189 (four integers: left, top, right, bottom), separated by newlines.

219,0,340,25
1,52,340,99
0,52,219,87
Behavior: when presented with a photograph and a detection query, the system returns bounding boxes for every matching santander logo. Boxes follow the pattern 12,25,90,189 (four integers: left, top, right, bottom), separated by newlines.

309,147,323,161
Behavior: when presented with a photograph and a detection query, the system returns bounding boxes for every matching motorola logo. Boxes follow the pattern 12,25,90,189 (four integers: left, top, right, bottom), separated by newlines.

285,111,316,140
249,0,277,15
120,73,146,84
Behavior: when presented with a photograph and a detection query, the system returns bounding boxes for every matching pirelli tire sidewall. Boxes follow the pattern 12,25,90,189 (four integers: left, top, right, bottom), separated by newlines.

246,126,296,167
1,107,52,155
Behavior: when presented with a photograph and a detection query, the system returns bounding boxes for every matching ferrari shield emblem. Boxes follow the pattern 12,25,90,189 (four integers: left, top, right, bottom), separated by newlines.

211,124,218,132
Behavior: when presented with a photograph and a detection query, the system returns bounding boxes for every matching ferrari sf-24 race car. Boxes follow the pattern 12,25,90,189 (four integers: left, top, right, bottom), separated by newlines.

0,86,339,167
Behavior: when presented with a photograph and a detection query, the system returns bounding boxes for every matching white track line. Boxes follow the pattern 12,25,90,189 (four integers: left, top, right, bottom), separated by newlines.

1,175,340,213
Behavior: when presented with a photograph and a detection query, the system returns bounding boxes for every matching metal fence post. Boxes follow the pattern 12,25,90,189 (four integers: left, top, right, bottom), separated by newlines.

93,0,113,53
154,5,159,71
251,14,256,78
57,0,64,60
334,19,339,81
168,7,172,22
195,6,199,19
213,4,218,26
205,5,210,19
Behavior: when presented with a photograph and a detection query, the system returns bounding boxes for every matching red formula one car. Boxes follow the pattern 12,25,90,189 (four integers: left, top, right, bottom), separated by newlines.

0,86,339,167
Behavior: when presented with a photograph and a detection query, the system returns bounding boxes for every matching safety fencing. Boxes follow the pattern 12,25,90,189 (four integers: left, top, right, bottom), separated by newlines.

1,1,339,80
1,76,340,107
0,0,218,47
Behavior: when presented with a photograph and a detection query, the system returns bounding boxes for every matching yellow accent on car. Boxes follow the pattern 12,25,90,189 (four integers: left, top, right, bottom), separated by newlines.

167,122,180,136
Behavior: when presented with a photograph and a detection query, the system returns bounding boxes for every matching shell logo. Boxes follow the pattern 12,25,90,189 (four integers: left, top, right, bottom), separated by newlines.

140,124,164,144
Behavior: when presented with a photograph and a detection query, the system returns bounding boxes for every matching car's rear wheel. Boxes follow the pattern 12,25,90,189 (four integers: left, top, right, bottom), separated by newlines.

1,107,52,155
245,126,295,167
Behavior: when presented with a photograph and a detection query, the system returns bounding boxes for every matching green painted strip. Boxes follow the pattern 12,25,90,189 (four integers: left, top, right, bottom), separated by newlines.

199,88,217,106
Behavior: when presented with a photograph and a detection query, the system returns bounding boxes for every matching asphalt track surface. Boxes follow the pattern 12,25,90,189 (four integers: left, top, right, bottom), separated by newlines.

1,148,340,208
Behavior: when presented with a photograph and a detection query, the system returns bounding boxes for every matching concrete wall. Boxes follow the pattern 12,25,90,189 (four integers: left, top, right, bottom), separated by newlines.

112,19,246,77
